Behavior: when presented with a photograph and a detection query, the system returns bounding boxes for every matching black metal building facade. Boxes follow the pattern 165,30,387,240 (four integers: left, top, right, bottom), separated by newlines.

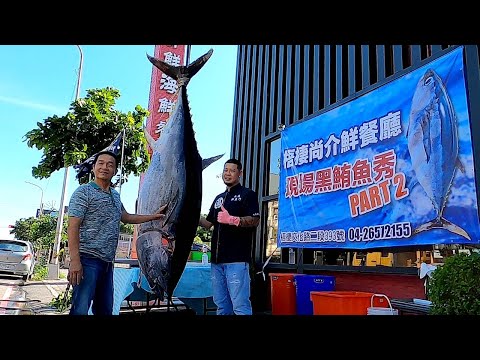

229,45,480,310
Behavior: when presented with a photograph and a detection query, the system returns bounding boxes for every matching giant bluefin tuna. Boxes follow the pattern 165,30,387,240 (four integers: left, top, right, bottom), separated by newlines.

406,68,470,240
136,48,223,302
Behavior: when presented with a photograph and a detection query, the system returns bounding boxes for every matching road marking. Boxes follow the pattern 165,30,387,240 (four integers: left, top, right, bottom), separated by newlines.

0,285,13,315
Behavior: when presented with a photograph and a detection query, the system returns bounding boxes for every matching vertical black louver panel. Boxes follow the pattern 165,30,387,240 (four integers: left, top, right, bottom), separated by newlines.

244,45,257,189
262,45,270,138
348,44,356,96
268,45,278,136
411,45,422,67
252,45,264,192
313,45,321,113
392,45,403,73
335,45,343,102
376,45,386,82
232,45,246,159
277,45,285,129
303,45,310,119
293,45,301,123
285,45,293,126
324,45,331,108
402,45,412,69
239,46,252,173
385,45,394,78
361,45,370,89
431,45,443,54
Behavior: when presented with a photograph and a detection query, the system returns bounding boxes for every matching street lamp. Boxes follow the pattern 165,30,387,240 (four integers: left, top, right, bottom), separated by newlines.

50,45,84,272
25,181,44,217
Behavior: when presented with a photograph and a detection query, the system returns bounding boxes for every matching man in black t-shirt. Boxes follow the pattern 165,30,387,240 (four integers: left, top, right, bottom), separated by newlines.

199,158,260,315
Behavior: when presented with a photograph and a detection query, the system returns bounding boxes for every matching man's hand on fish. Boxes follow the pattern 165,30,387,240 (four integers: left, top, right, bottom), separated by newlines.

217,205,240,226
121,203,167,224
152,203,168,220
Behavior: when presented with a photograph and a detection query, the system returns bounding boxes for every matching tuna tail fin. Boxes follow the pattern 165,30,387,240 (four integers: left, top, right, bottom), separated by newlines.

202,153,224,170
412,216,471,240
146,48,214,84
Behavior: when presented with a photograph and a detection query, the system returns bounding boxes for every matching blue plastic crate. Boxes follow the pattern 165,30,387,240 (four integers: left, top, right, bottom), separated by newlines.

294,274,336,315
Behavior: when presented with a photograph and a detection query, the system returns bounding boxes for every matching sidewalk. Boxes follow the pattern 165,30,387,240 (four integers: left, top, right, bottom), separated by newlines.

20,268,70,315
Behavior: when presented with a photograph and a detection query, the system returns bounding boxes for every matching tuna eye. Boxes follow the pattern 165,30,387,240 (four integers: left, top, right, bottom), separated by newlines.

424,76,433,86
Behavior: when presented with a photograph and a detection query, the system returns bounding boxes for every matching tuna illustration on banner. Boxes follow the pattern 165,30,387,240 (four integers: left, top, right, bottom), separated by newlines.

406,69,470,240
136,48,223,303
73,131,123,180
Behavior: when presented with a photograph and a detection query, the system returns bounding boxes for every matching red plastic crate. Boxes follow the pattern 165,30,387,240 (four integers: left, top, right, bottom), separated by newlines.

310,291,389,315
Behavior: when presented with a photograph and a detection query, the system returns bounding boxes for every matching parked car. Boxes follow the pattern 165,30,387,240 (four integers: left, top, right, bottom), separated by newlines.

0,239,35,281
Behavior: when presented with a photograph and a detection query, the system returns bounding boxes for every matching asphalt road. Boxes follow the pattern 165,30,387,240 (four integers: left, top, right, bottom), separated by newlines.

0,269,69,315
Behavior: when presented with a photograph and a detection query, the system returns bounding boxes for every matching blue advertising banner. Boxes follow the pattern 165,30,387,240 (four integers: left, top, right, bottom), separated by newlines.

278,46,480,249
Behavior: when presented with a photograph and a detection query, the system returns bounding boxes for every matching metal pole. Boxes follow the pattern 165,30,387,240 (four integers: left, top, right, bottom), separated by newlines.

51,45,83,268
25,181,43,217
186,44,192,66
118,127,126,196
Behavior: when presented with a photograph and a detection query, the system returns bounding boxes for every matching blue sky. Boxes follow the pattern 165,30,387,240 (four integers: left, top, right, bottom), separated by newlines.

0,45,237,227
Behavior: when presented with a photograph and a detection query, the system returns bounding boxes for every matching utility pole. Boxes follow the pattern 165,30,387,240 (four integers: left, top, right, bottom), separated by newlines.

49,45,84,279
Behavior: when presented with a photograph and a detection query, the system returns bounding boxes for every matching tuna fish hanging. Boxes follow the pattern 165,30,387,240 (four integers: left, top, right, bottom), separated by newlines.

136,48,223,304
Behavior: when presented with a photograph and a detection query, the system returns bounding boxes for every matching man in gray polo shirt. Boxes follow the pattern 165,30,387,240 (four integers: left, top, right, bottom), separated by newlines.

67,150,166,315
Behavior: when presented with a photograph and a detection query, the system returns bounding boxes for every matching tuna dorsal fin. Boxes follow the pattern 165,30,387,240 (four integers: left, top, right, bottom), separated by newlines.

202,154,224,170
143,127,156,151
146,49,213,85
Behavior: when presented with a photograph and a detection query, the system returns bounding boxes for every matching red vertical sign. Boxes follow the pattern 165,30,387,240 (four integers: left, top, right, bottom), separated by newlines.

140,44,187,187
132,45,187,259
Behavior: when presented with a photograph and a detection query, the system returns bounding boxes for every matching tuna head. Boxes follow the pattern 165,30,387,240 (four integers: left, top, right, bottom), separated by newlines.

135,230,172,300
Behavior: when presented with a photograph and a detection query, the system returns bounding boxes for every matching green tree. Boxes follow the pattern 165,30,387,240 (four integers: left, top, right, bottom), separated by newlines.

10,215,68,253
9,217,36,243
23,87,150,185
120,223,135,235
196,214,212,243
428,252,480,315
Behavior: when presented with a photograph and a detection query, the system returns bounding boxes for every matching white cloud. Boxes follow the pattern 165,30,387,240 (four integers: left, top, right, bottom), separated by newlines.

0,95,66,114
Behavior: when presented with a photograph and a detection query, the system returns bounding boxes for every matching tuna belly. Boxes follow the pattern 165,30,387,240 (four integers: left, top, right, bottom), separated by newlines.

136,230,172,298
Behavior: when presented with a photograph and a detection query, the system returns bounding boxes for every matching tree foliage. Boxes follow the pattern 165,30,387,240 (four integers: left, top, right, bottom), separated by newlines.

196,214,213,243
23,87,151,185
120,223,135,235
428,252,480,315
10,215,68,252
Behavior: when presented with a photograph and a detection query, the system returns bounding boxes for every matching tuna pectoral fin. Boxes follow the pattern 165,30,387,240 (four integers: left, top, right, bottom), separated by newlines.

143,127,156,150
413,216,471,240
456,157,466,174
202,154,224,170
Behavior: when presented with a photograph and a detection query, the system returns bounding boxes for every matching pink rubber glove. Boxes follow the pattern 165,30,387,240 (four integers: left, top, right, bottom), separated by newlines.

217,205,240,226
